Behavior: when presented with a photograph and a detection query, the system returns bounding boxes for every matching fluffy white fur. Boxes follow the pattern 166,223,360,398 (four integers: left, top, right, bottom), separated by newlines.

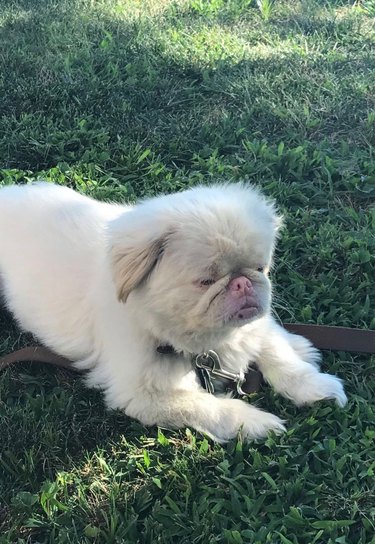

0,182,347,442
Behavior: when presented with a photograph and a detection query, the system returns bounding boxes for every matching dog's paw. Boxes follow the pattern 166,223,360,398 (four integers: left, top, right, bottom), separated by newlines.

204,400,286,443
287,372,347,408
239,409,287,441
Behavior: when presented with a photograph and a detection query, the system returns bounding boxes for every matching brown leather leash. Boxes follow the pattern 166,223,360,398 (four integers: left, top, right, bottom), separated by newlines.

0,346,73,372
0,324,374,394
283,324,375,354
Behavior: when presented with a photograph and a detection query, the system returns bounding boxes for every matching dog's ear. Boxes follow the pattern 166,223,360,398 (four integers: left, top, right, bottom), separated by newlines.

110,219,170,302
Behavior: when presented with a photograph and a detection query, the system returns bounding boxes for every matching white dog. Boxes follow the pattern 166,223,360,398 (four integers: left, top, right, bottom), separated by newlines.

0,182,347,442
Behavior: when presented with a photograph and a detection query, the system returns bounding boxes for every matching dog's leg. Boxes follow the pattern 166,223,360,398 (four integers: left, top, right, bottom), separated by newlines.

255,319,347,407
123,389,286,443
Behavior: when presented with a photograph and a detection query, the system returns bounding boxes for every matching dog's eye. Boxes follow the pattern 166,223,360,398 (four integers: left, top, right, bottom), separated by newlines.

257,267,265,273
200,279,216,287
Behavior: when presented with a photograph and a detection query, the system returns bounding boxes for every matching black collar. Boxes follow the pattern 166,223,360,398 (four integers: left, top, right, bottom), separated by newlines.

156,344,177,355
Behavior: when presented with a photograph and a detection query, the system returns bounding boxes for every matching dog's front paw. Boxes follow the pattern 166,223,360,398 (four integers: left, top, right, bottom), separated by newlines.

287,372,347,408
239,408,287,441
206,399,286,443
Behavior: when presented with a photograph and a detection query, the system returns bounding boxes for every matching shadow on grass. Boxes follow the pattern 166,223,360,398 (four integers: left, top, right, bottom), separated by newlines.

0,305,141,482
0,0,373,173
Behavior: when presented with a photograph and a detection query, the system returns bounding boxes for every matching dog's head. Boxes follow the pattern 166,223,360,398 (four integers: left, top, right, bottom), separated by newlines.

109,184,281,351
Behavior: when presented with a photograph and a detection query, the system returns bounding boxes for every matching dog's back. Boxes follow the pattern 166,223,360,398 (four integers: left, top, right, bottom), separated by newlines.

0,183,121,359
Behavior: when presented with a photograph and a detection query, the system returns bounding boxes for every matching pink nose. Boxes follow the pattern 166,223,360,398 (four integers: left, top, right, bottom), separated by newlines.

228,276,253,297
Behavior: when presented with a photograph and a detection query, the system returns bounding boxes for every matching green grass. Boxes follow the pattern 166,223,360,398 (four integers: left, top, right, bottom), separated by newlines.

0,0,374,542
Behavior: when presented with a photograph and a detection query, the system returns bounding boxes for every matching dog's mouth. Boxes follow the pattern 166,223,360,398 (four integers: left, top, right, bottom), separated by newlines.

229,305,259,322
225,300,261,324
206,282,264,327
233,304,259,320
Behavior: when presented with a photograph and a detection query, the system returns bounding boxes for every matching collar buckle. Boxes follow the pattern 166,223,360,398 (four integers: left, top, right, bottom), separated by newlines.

193,350,246,396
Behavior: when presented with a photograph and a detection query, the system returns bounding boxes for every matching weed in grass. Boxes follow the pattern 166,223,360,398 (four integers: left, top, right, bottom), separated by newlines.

257,0,275,21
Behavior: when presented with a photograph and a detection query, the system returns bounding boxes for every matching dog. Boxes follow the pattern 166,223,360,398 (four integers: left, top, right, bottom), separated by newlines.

0,182,347,442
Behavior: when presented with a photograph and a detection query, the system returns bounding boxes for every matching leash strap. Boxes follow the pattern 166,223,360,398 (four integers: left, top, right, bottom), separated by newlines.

1,325,373,397
283,324,375,354
0,346,75,372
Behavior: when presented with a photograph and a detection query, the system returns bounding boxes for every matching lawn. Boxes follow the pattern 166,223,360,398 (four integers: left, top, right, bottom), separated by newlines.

0,0,374,542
